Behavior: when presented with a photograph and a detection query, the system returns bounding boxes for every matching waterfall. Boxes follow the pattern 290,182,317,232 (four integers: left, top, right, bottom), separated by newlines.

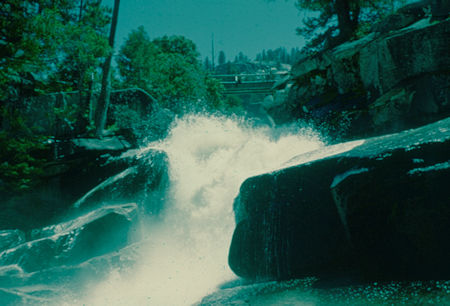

75,115,323,305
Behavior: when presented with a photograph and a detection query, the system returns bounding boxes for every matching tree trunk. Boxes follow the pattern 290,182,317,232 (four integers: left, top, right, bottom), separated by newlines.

335,0,359,43
79,0,84,21
87,73,94,122
95,0,120,137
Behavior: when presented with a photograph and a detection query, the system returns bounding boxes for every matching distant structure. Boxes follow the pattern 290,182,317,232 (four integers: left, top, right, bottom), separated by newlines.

211,33,215,71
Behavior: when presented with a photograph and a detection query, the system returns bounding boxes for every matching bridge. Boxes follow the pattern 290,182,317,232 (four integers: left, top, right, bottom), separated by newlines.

212,72,288,125
213,73,286,96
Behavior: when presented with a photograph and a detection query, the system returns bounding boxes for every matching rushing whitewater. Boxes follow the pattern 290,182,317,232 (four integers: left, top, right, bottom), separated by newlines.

76,114,323,305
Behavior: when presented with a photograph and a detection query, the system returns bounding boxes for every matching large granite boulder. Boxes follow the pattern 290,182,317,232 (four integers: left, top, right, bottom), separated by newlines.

72,149,169,214
229,117,450,281
0,203,138,273
0,144,168,231
269,15,450,139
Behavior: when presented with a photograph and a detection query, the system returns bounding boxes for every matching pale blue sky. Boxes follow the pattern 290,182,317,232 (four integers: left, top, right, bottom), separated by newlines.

104,0,306,62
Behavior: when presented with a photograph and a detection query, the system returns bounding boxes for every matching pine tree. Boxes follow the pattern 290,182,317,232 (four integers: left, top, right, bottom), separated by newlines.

295,0,405,50
204,57,212,71
218,51,226,65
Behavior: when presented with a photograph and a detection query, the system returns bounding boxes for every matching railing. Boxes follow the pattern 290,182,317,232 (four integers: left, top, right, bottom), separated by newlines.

212,72,288,83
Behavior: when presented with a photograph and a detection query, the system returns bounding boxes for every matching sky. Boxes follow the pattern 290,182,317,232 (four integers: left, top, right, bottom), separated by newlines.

104,0,306,62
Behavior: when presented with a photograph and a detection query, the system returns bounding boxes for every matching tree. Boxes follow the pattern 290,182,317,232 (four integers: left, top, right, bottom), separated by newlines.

218,51,226,65
295,0,405,50
95,0,120,137
116,26,156,89
49,0,111,121
0,1,111,101
0,1,114,192
117,27,225,112
236,52,249,63
0,1,65,100
204,56,212,71
153,35,200,64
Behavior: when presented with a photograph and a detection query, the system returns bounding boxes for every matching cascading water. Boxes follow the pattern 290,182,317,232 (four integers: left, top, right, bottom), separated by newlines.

2,114,448,305
80,114,324,305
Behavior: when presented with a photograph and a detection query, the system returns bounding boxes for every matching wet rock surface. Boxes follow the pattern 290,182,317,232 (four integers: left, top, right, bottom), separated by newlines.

0,148,168,231
269,17,450,139
199,278,450,306
229,117,450,281
0,242,143,305
0,203,138,273
0,144,169,303
72,149,169,213
0,230,25,253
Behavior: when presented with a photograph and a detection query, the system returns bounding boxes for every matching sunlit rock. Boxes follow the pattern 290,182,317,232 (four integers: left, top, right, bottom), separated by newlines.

70,136,131,153
0,203,138,273
229,117,450,280
0,230,25,253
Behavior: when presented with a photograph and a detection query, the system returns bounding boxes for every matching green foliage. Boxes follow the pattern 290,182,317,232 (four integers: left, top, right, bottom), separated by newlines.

0,2,57,99
153,35,200,65
0,106,48,193
204,76,225,109
221,95,245,114
46,2,111,93
295,0,406,50
109,104,140,131
117,27,227,113
0,1,111,100
115,26,157,91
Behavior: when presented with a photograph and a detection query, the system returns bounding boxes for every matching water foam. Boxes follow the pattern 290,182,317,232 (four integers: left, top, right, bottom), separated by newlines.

81,114,323,305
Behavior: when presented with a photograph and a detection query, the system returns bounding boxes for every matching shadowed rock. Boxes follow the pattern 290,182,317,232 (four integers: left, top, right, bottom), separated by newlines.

0,203,138,273
229,117,450,281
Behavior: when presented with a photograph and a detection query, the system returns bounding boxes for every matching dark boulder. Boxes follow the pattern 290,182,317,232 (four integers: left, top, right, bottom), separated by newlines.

0,145,167,231
0,203,138,273
71,149,168,214
229,117,450,281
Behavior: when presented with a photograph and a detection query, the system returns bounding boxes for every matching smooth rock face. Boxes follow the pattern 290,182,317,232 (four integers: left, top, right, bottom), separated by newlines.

72,149,168,213
0,203,138,272
229,117,450,281
270,17,450,139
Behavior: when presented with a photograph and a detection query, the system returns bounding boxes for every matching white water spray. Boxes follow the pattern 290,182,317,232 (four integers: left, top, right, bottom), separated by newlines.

82,115,324,305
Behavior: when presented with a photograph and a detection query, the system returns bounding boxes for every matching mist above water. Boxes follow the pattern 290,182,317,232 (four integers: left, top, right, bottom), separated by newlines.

81,114,324,305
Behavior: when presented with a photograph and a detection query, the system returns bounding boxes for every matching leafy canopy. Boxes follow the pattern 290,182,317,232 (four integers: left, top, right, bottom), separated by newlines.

116,27,227,113
0,1,111,100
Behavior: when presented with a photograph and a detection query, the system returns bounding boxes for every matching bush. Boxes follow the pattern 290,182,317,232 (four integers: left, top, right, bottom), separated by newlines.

0,107,49,193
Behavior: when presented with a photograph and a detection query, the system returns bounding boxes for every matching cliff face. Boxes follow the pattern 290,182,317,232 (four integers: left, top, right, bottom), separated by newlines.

268,16,450,139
